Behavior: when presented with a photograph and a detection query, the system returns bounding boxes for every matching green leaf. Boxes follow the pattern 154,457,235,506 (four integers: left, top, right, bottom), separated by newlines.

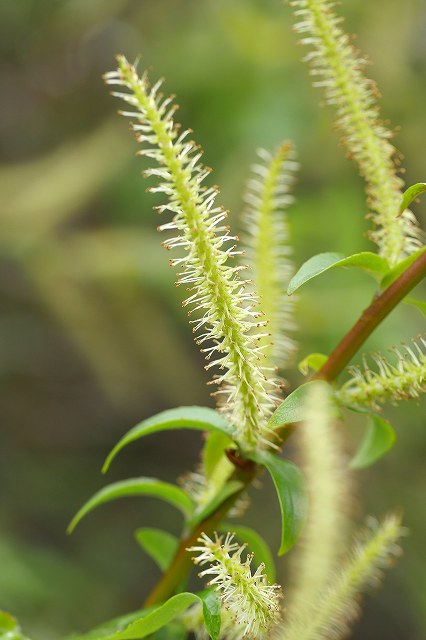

68,478,194,533
199,590,221,640
298,352,328,376
221,524,276,583
268,382,315,429
404,296,426,317
68,593,200,640
248,452,308,555
270,382,340,430
0,612,30,640
350,415,396,470
380,246,426,289
398,182,426,215
149,622,187,640
134,528,178,572
0,612,16,633
73,610,155,639
287,251,389,294
103,407,232,473
109,594,199,639
203,431,233,478
188,480,244,528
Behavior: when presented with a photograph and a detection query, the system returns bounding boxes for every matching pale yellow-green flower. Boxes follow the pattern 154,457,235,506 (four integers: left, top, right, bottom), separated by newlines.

241,143,298,371
286,382,350,612
105,57,281,451
288,0,421,265
336,337,426,411
278,513,404,640
188,532,282,639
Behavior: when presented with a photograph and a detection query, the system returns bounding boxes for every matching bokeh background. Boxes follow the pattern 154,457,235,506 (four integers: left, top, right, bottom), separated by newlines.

0,0,425,638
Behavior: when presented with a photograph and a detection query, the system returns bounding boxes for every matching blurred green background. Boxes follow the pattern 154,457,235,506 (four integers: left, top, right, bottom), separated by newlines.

0,0,425,638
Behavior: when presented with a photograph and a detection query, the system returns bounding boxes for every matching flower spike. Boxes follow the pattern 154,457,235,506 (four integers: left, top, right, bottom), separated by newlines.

188,532,282,639
241,142,298,371
105,57,281,451
288,0,422,265
287,382,350,613
279,513,405,640
336,336,426,411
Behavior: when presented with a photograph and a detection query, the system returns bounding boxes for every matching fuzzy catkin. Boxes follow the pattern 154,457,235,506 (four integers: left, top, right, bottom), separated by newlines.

105,57,282,451
289,0,421,265
286,382,350,612
188,532,282,640
336,337,426,410
279,513,404,640
241,143,298,371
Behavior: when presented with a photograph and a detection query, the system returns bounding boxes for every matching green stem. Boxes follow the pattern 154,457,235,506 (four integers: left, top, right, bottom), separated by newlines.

144,248,426,606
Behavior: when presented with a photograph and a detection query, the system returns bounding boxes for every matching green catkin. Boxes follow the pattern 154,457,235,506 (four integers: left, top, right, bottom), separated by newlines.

288,0,421,265
104,57,281,451
279,514,404,640
286,382,350,612
188,532,282,640
336,337,426,411
241,143,298,371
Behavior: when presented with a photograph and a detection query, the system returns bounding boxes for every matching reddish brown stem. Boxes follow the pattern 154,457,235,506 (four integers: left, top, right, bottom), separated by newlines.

314,249,426,382
144,465,256,608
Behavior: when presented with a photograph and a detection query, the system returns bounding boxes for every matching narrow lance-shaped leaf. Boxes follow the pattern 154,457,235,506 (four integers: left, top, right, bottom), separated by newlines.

202,431,233,479
248,450,308,555
350,415,396,470
398,182,426,216
103,406,232,473
134,528,179,572
380,245,426,289
298,352,328,376
67,609,156,640
151,621,187,640
269,382,319,429
287,251,389,295
198,590,221,640
68,478,194,533
67,593,201,640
